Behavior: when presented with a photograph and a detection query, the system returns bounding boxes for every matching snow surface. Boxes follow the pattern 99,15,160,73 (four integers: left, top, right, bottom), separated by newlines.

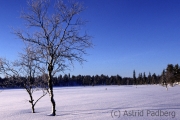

0,85,180,120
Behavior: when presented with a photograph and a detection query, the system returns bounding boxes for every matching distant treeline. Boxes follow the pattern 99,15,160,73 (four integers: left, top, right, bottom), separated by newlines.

0,74,160,88
0,64,180,88
55,73,163,86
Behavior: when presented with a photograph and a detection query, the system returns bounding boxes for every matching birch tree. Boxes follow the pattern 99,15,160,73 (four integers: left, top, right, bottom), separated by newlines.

0,46,48,113
14,0,92,116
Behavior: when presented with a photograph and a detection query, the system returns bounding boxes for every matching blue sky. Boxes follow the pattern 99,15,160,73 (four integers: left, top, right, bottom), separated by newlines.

0,0,180,77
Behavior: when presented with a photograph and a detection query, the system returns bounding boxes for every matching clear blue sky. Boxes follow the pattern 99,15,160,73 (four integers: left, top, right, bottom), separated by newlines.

0,0,180,77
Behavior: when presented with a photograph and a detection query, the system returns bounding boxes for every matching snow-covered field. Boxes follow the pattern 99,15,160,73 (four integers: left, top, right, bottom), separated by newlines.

0,85,180,120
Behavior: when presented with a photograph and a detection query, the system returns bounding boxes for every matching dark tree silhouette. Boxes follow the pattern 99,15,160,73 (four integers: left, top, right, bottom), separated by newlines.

133,70,137,86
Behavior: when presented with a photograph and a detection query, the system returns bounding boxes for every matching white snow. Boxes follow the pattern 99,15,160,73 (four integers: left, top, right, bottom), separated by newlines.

0,85,180,120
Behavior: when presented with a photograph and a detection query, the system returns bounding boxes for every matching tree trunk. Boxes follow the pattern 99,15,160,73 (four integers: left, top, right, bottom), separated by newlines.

30,93,35,113
32,105,35,113
28,91,35,113
48,70,56,116
166,84,168,91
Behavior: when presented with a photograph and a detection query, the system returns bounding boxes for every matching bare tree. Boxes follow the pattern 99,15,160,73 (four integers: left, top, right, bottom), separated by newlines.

0,46,48,113
161,70,168,90
14,0,92,116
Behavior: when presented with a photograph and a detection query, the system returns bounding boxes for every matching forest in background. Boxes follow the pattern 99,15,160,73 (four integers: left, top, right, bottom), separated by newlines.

1,64,180,88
